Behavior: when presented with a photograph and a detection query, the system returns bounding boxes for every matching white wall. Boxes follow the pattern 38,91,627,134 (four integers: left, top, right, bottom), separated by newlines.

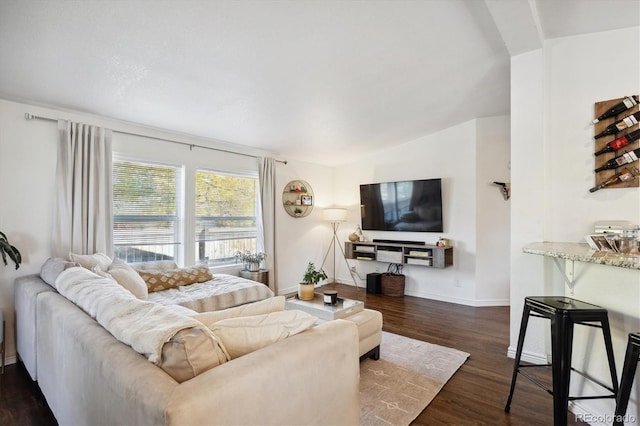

510,26,640,421
333,117,510,306
476,116,511,301
509,48,549,363
274,159,334,295
0,100,58,365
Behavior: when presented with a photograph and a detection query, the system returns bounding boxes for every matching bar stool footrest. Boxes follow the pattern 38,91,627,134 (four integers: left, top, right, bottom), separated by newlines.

517,364,616,394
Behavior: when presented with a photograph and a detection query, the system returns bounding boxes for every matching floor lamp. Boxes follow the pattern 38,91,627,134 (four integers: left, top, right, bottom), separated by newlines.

320,208,359,290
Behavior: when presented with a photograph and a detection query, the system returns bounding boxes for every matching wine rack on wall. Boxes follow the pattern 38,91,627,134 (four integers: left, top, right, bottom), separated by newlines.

594,97,640,189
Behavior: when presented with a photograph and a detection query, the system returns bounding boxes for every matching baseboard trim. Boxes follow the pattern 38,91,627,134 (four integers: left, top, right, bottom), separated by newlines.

568,401,611,426
333,278,510,307
506,345,548,364
404,289,510,307
300,277,511,308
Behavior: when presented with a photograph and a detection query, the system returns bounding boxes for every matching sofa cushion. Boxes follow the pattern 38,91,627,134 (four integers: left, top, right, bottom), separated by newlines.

209,310,316,359
138,265,213,292
160,325,229,383
105,259,148,300
192,296,285,326
69,252,112,271
146,273,274,313
40,258,80,287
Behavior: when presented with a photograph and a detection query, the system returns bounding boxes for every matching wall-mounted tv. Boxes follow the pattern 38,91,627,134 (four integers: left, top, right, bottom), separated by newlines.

360,178,443,232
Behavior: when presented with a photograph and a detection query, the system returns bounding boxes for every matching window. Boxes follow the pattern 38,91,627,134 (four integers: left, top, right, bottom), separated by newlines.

112,160,182,263
195,170,258,266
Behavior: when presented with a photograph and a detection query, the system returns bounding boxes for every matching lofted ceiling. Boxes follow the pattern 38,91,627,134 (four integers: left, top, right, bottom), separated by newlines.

0,0,638,165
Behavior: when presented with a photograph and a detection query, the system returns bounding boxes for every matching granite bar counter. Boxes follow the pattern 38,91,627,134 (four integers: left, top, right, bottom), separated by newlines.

524,242,640,270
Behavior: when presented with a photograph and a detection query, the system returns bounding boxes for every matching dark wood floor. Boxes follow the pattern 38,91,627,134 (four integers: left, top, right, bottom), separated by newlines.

0,284,583,425
327,283,583,426
0,362,56,425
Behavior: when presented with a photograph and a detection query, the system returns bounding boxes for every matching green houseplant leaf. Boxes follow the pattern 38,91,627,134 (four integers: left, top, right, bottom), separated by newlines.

302,262,327,285
0,231,22,269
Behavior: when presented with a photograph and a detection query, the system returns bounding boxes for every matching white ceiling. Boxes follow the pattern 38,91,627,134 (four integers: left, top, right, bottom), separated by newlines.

0,0,638,165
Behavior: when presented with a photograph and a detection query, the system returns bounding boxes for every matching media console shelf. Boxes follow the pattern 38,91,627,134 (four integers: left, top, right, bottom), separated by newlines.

345,241,453,268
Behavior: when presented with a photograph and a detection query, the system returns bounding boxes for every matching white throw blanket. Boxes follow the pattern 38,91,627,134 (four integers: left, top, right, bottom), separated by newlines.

56,267,204,364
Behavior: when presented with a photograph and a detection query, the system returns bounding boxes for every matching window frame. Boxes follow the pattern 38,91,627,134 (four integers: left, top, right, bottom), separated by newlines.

111,153,260,269
112,155,185,266
194,168,259,268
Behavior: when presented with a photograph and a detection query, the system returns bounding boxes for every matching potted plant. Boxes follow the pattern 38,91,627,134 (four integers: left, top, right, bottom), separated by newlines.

294,207,303,217
0,231,22,270
234,250,265,272
298,261,327,301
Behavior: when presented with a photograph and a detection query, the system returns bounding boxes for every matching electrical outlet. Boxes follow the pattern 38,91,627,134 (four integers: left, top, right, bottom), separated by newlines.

454,279,461,288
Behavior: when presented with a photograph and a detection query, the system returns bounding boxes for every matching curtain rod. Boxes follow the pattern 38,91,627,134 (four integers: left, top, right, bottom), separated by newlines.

24,112,287,164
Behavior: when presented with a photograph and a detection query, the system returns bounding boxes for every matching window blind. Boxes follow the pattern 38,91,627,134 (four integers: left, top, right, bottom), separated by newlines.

112,160,181,262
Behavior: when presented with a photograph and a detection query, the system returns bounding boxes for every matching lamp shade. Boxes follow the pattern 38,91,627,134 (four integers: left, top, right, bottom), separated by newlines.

323,208,347,222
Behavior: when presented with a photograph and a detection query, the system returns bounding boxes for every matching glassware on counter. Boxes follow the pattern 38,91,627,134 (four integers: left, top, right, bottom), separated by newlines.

605,227,640,254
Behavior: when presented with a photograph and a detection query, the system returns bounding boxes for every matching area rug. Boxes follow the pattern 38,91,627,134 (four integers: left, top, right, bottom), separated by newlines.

360,332,470,425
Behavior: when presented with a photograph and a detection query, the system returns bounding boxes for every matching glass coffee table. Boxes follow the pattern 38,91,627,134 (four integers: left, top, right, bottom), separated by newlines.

285,293,364,321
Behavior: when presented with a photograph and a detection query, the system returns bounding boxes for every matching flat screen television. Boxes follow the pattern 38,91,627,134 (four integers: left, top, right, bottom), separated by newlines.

360,178,443,232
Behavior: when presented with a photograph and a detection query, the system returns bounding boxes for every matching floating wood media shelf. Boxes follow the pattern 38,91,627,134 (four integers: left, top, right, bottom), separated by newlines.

345,241,453,268
594,97,640,189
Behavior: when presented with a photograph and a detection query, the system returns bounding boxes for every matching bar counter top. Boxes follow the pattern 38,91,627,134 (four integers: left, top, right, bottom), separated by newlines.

524,242,640,270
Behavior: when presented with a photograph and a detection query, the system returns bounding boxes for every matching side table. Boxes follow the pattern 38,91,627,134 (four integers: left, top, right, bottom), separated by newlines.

239,269,269,286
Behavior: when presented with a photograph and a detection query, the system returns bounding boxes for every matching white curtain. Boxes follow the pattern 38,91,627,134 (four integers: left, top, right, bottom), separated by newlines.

52,120,113,257
257,157,277,293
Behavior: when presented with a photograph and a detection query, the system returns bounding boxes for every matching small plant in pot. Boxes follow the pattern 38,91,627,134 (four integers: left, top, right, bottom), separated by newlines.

298,261,327,301
234,250,266,272
0,231,22,270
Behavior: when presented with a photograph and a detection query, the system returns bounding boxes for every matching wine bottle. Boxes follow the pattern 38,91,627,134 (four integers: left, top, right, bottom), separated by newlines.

594,129,640,156
594,111,640,138
589,168,638,192
593,96,639,124
594,147,640,172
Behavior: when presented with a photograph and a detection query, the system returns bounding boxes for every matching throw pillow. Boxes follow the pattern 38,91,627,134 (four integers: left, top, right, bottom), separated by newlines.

40,258,80,287
69,252,112,271
159,326,229,383
107,259,148,300
138,265,214,292
208,310,317,359
192,296,286,326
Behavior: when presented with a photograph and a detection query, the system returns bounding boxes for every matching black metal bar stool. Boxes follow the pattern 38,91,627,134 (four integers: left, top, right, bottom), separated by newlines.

614,332,640,426
505,296,619,426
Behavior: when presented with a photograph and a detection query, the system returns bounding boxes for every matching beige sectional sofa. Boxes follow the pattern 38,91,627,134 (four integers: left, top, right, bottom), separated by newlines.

15,258,274,381
15,258,361,425
36,291,360,425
